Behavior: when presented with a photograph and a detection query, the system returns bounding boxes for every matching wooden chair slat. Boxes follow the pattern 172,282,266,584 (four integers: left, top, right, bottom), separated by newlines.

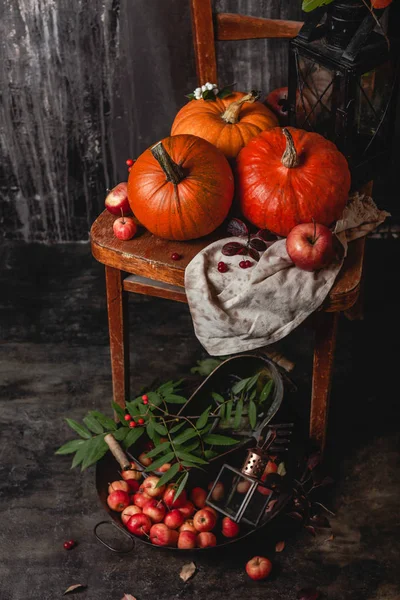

190,0,217,84
216,13,303,41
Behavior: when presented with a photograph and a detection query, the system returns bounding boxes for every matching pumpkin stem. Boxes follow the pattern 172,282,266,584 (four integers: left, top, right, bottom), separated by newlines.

221,90,260,124
151,141,184,184
281,128,299,169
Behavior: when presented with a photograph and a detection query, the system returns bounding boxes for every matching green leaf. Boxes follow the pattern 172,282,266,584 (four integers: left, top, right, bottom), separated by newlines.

83,415,104,435
169,421,185,434
147,391,163,407
125,401,140,419
145,451,175,472
113,427,129,441
196,406,211,430
65,418,91,440
176,451,208,464
204,449,218,459
226,399,233,421
153,422,168,436
181,461,206,470
145,441,171,458
249,389,257,402
176,440,200,453
203,433,239,446
217,85,234,99
212,392,225,404
173,427,198,445
71,444,87,468
232,377,250,395
246,373,261,392
88,411,117,431
173,471,189,503
199,424,212,435
302,0,333,12
249,400,257,429
56,439,85,455
112,402,126,424
146,420,155,441
233,399,243,430
260,380,274,404
190,358,221,376
81,435,108,471
185,93,195,100
202,89,217,101
219,403,225,419
123,427,144,450
156,462,180,487
164,394,187,404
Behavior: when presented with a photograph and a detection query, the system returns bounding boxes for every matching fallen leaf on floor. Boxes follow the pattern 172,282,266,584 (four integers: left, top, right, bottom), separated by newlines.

296,587,320,600
275,540,285,552
63,584,87,595
180,562,197,582
324,533,334,542
305,525,316,537
120,595,137,600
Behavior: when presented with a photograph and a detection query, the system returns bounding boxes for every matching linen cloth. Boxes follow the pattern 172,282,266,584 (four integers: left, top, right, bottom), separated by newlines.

184,194,389,356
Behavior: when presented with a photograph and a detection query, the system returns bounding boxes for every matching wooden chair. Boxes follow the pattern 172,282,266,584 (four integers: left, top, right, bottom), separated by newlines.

90,0,366,455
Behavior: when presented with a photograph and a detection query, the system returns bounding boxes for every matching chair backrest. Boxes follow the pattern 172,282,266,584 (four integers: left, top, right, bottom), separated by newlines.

190,0,304,85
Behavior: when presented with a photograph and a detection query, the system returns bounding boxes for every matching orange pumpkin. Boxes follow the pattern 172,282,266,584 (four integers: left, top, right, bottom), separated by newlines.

171,91,278,160
127,134,234,241
237,127,351,237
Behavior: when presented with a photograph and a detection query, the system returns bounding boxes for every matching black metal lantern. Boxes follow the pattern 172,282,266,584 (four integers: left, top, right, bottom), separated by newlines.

288,0,400,187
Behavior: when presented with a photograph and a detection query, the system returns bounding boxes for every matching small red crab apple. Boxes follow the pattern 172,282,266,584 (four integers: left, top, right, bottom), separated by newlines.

190,487,207,509
132,490,152,508
121,504,142,525
113,216,137,241
108,480,130,494
140,476,165,498
150,523,179,547
193,509,217,532
107,490,130,512
197,531,217,548
164,509,185,530
245,556,273,580
105,182,131,216
163,485,187,509
142,499,166,523
121,462,142,484
222,517,240,538
178,530,197,549
208,481,225,501
126,513,152,537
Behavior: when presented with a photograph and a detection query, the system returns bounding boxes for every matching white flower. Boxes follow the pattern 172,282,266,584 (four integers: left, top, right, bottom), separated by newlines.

213,87,219,95
201,84,207,92
206,82,214,90
194,90,202,99
194,87,201,95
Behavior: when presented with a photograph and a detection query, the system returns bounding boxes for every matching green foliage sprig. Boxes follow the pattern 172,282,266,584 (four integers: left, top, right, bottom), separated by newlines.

302,0,333,12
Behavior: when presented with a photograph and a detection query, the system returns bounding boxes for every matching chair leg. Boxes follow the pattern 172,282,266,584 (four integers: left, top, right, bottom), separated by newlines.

105,266,130,410
310,311,339,455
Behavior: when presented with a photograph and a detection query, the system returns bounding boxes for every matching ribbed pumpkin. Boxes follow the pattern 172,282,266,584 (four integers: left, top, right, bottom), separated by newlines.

237,127,351,237
127,134,234,241
171,91,278,160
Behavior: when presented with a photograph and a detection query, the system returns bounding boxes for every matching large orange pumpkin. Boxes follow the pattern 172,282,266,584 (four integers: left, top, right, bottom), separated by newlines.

171,91,278,160
127,134,234,241
237,127,351,237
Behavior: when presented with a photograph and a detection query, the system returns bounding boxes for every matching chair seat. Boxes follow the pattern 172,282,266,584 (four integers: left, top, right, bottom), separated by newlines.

90,210,365,312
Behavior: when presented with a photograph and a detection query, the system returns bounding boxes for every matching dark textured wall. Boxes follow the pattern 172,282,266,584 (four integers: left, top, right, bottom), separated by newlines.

0,0,397,242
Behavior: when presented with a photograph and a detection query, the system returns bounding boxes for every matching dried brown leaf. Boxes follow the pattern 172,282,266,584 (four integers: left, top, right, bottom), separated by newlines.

63,584,87,595
222,241,245,256
275,540,285,552
180,562,197,583
305,525,316,537
324,533,334,543
227,218,249,237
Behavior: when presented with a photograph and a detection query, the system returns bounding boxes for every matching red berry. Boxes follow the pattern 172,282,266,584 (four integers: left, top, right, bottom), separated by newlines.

245,260,253,267
63,541,73,550
142,394,148,402
128,166,133,172
218,261,228,273
126,158,134,167
129,421,137,428
239,261,247,269
138,418,145,425
124,414,132,421
171,253,181,261
68,540,76,547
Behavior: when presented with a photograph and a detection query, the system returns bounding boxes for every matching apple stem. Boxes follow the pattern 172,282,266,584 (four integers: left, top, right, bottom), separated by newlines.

221,90,260,124
120,207,125,224
281,128,299,168
151,141,184,184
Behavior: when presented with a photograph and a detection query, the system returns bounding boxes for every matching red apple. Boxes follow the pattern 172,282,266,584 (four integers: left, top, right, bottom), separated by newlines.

150,523,179,547
163,486,187,509
245,556,273,580
105,182,131,216
132,490,152,508
164,509,185,530
121,462,142,483
138,452,152,467
179,501,196,519
140,476,165,498
108,480,130,494
121,505,142,525
107,490,130,512
208,481,225,501
127,480,140,494
113,216,137,241
197,531,217,548
142,499,166,523
179,519,197,534
203,506,218,519
236,480,251,494
264,87,291,124
193,509,217,532
126,513,152,537
286,223,335,272
222,517,240,538
190,487,207,509
178,530,197,549
262,461,278,479
158,463,172,473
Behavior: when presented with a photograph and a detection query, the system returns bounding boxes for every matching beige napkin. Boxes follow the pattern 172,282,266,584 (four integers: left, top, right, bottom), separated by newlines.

184,194,390,356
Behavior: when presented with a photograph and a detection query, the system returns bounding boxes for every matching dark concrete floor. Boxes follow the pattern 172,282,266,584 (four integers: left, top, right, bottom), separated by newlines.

0,238,399,600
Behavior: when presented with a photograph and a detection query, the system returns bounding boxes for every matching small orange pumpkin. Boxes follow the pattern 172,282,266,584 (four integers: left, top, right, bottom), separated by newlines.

171,91,278,159
127,134,234,241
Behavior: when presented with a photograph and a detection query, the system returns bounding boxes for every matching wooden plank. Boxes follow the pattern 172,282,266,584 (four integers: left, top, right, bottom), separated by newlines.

323,237,365,312
190,0,217,85
123,274,188,303
105,266,130,410
216,13,303,41
310,311,339,453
